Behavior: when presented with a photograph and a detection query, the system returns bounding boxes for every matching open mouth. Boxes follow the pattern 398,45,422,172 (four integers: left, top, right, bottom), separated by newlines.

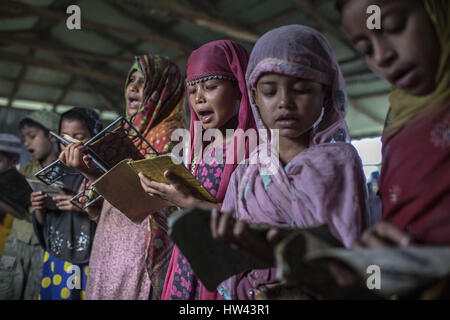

197,109,215,124
128,97,141,109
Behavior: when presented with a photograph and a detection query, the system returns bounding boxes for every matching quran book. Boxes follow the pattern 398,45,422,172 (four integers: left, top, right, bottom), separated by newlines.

0,168,32,216
26,179,68,211
274,233,450,299
35,117,146,187
167,206,271,291
87,125,144,169
92,156,216,223
168,209,346,293
35,117,150,210
129,155,217,204
91,158,168,224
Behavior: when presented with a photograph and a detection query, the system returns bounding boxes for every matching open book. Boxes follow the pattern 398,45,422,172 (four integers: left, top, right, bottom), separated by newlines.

0,167,75,217
0,168,32,216
166,207,340,291
35,117,158,210
274,232,450,299
167,206,270,291
37,117,206,216
92,156,217,224
26,179,70,211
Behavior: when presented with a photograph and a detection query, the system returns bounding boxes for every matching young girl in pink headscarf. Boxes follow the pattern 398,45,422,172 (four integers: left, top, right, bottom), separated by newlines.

210,25,369,300
138,40,256,299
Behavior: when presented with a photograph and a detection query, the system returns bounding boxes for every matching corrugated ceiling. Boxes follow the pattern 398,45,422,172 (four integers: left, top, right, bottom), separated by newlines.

0,0,390,138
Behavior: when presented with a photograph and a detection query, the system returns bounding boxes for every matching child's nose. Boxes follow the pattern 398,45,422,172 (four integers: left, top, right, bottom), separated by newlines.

195,89,205,104
23,139,30,148
278,90,294,109
374,40,396,68
128,82,139,93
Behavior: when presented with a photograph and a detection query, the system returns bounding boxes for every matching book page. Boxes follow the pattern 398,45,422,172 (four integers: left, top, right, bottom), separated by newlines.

92,159,169,224
26,179,66,210
275,232,450,299
306,246,450,299
130,155,217,203
88,126,144,169
168,207,270,291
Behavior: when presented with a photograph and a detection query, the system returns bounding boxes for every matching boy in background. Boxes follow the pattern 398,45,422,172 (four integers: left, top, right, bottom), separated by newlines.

0,110,59,300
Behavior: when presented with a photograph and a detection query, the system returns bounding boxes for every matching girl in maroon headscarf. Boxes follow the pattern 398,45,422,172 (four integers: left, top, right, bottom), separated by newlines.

138,40,256,299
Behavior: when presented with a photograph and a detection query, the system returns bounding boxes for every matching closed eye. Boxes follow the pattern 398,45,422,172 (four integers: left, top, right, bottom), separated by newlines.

293,89,312,94
262,90,276,97
362,47,373,56
385,19,406,34
355,43,373,57
75,135,86,141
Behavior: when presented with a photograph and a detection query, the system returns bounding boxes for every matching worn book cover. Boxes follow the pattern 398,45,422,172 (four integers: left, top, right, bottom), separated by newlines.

35,119,146,188
86,126,144,169
91,158,168,224
275,233,450,299
167,208,345,292
0,168,32,216
167,206,271,291
129,155,217,203
92,156,216,224
26,179,68,211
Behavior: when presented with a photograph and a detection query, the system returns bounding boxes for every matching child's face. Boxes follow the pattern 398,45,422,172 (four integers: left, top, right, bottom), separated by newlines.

126,70,145,117
0,152,17,173
188,79,241,130
252,73,325,139
59,119,92,151
341,0,440,96
20,125,53,161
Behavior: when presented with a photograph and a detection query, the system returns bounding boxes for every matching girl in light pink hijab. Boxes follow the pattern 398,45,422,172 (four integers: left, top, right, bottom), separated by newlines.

213,25,369,300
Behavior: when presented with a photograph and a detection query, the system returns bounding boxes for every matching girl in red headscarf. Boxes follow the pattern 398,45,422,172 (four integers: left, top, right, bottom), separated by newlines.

139,40,256,299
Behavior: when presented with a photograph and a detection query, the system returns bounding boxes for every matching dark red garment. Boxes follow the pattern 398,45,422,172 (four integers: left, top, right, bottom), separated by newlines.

379,102,450,244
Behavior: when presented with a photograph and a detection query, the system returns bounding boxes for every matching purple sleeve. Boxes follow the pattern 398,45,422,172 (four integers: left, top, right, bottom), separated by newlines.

220,167,279,300
221,166,242,214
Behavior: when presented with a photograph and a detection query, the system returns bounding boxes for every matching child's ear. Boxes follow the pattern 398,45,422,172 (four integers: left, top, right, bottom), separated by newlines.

49,135,57,144
11,158,19,167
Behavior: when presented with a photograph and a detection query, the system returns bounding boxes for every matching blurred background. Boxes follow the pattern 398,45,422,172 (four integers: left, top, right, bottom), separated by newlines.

0,0,386,179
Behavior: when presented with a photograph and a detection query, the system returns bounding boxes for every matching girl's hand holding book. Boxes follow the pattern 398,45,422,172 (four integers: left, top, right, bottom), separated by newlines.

53,194,84,212
59,142,101,182
138,170,217,209
30,191,47,211
352,221,414,249
30,191,47,225
210,209,281,266
325,221,416,289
